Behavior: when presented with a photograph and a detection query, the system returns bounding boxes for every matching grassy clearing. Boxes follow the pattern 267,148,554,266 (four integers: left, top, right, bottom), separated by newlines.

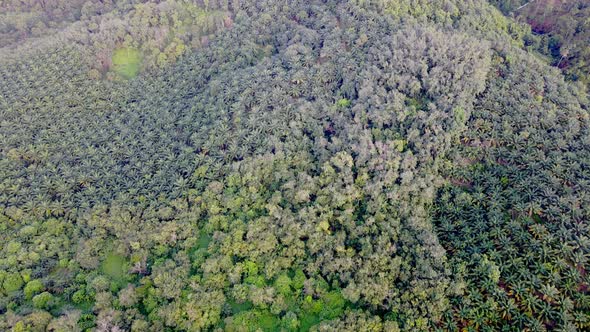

112,47,142,79
101,253,128,283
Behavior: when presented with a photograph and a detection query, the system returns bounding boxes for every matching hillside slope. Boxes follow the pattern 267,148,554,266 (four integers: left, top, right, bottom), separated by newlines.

0,0,588,331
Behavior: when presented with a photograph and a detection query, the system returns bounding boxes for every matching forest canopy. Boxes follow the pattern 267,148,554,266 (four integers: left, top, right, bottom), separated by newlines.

0,0,589,331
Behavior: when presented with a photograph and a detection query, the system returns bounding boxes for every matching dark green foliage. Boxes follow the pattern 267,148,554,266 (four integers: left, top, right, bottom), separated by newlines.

435,46,590,330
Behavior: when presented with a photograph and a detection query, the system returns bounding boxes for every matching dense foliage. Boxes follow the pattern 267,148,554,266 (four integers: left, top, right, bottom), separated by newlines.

0,0,588,331
490,0,590,87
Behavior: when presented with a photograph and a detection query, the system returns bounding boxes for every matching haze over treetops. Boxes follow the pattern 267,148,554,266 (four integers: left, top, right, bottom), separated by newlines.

0,0,589,331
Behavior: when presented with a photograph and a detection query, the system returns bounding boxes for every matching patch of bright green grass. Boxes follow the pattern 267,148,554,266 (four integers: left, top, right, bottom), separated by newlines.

227,310,280,331
112,47,142,79
101,253,128,283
